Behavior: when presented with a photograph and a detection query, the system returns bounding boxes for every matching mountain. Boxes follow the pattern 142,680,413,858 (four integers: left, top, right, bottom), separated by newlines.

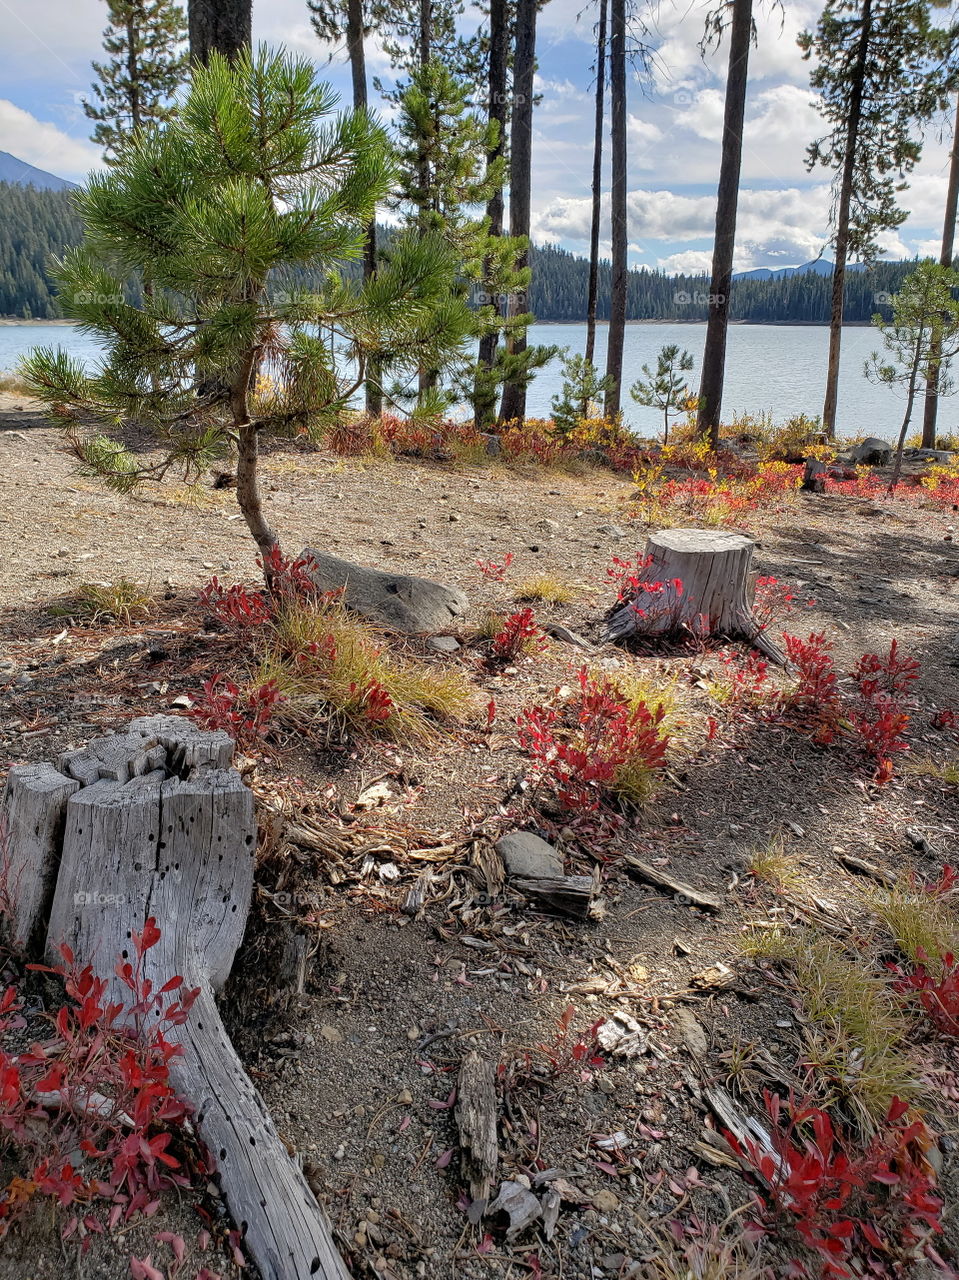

733,258,872,281
0,151,78,192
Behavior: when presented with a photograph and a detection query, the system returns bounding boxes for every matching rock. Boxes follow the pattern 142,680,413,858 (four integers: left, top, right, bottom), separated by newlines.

591,1189,620,1214
848,436,892,465
479,432,503,457
596,523,627,540
427,635,460,653
299,547,468,634
496,831,564,880
903,448,955,465
536,517,560,536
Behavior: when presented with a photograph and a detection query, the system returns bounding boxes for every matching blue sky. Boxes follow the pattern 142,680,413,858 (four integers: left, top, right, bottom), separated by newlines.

0,0,954,271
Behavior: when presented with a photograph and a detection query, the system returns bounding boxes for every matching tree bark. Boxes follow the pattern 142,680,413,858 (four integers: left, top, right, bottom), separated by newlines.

603,0,627,418
188,0,252,65
474,0,508,429
585,0,608,389
499,0,537,425
889,340,925,491
604,528,786,663
921,92,959,449
821,0,873,438
695,0,752,448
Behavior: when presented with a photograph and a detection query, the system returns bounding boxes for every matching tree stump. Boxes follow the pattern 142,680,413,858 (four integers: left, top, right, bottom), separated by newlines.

0,717,350,1280
604,528,786,664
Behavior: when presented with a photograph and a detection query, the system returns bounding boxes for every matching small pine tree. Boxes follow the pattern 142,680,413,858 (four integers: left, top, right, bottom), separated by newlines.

864,260,959,487
22,49,475,585
550,352,612,434
630,344,695,442
83,0,188,162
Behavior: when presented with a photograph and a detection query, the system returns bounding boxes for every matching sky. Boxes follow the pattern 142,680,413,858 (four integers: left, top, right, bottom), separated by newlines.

0,0,955,273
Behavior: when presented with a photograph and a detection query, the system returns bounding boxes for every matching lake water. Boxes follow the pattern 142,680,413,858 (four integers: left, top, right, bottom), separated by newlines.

0,320,926,440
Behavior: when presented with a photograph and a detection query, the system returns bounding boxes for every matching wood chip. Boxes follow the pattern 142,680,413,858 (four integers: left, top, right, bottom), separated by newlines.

622,855,723,913
455,1052,499,1221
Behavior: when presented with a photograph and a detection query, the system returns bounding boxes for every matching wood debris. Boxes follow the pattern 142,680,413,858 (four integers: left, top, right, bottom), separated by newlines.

455,1051,499,1223
622,855,723,913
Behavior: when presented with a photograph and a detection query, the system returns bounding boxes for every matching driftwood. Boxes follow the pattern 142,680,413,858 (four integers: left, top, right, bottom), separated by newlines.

511,874,597,918
0,717,350,1280
604,529,786,664
622,855,723,913
455,1051,499,1221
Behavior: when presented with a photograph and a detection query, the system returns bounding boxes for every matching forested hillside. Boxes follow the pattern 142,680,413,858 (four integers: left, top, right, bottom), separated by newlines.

0,180,921,324
0,181,84,318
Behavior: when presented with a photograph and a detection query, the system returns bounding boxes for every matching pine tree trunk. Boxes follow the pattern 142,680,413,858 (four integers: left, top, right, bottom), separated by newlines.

603,0,626,418
920,92,959,449
695,0,752,448
821,0,873,438
188,0,252,64
346,0,381,416
126,16,142,131
889,343,924,491
232,354,278,574
585,0,608,388
474,0,508,429
499,0,537,425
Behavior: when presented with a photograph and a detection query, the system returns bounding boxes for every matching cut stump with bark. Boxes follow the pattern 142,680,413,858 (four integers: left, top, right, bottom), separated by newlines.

0,717,351,1280
604,528,786,664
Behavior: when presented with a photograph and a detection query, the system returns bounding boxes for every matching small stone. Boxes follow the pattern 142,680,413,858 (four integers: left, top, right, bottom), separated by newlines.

396,1089,413,1105
427,635,460,653
496,831,564,880
592,1189,620,1214
333,1144,346,1160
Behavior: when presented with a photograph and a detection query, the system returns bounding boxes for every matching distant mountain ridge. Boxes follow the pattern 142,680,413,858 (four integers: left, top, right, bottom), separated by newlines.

0,151,78,192
733,258,872,281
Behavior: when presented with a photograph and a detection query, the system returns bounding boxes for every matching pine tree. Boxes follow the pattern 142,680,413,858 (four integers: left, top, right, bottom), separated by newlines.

309,0,390,413
585,0,608,377
631,343,694,442
604,0,627,417
20,50,474,582
83,0,188,162
473,0,508,427
865,260,959,485
800,0,950,436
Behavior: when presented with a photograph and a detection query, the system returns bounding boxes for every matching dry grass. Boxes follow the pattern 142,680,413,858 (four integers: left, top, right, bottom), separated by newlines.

870,884,959,971
513,574,577,605
257,598,474,743
473,610,505,642
0,372,30,395
902,755,959,786
50,578,156,625
743,928,919,1128
632,1217,770,1280
747,836,804,893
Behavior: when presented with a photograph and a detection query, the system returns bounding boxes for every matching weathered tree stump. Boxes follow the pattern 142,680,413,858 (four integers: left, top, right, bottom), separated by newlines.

801,458,827,493
0,717,350,1280
604,529,786,664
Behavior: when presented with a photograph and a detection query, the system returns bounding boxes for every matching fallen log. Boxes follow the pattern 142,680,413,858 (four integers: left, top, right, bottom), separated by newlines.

604,529,786,664
0,716,350,1280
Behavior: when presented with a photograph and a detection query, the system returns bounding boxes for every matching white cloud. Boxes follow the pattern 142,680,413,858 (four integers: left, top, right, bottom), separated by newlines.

0,99,101,180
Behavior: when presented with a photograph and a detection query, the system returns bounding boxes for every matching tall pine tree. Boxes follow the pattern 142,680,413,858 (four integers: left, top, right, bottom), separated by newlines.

800,0,948,435
84,0,188,162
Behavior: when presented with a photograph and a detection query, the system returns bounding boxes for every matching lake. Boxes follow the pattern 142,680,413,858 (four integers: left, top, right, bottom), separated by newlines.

0,320,927,440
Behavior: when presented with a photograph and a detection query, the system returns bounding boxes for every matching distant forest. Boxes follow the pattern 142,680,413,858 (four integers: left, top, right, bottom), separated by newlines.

0,179,920,325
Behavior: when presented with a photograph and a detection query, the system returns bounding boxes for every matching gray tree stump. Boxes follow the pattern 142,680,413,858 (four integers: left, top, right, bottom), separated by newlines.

604,529,786,664
0,717,350,1280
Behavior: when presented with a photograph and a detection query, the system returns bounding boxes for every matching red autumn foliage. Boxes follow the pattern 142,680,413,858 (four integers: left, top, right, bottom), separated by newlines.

189,674,283,747
0,921,199,1240
490,608,546,663
890,951,959,1039
728,1092,943,1279
517,667,669,811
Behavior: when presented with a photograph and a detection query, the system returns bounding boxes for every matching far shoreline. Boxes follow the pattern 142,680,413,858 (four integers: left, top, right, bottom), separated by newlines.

0,316,870,328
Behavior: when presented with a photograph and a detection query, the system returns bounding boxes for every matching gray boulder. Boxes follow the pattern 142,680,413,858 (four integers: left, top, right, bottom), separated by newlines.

300,548,468,634
847,437,892,465
495,831,564,880
903,448,955,465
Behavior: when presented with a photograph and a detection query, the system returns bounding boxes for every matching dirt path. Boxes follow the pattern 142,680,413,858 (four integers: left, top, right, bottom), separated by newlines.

1,389,959,1279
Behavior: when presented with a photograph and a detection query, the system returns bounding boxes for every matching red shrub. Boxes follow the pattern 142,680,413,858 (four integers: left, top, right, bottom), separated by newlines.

849,640,918,784
853,639,920,697
490,608,546,662
891,952,959,1038
517,667,669,811
0,922,198,1238
476,552,514,582
199,577,273,631
729,1092,943,1279
189,674,283,747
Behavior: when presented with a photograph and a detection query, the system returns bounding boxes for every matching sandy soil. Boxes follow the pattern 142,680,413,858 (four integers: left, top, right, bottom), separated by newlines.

1,386,958,1280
